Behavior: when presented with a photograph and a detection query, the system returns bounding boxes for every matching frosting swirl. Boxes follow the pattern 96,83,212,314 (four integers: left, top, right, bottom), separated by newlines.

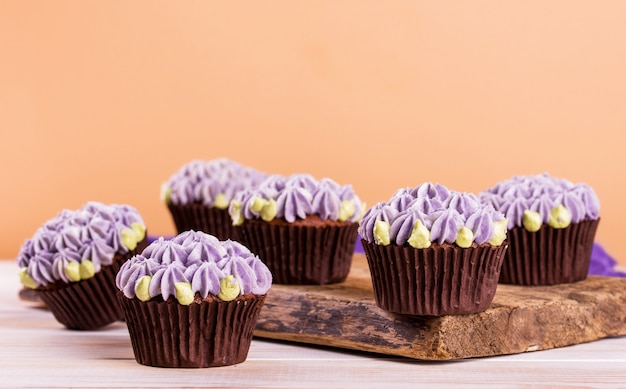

229,174,364,224
115,230,272,305
359,183,507,247
479,173,600,230
17,202,145,288
162,158,267,208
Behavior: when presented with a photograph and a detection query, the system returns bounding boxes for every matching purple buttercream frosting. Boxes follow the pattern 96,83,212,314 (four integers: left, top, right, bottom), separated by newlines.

115,230,272,301
359,203,400,239
164,158,268,206
229,174,364,223
479,173,600,229
429,209,465,244
358,183,506,245
17,202,145,287
276,185,313,221
389,207,427,245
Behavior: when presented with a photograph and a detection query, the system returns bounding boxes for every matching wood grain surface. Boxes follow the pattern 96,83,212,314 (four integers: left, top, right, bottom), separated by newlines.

254,254,626,360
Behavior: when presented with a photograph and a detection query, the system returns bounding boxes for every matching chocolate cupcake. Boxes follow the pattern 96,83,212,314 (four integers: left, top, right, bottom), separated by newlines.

229,174,364,285
161,158,267,240
479,173,600,285
115,230,272,368
16,202,147,330
359,183,508,316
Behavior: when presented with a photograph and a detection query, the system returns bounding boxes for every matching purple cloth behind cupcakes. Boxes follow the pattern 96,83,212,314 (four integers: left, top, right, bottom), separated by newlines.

589,243,626,277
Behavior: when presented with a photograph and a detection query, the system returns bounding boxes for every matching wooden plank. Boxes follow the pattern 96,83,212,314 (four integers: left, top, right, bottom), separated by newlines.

254,254,626,360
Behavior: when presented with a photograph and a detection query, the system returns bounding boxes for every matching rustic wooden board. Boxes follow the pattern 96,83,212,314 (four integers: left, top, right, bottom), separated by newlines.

254,254,626,360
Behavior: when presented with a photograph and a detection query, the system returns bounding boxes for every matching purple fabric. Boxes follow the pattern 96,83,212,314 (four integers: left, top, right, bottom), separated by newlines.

588,243,626,277
149,235,624,278
354,237,364,254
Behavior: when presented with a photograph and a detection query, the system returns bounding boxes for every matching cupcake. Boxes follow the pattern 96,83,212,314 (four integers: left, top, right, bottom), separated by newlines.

161,158,268,240
16,202,147,330
229,174,364,285
479,173,600,285
358,183,508,316
115,230,272,368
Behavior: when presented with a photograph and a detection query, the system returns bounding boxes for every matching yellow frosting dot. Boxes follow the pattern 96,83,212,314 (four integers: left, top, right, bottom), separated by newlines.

120,228,138,251
522,210,542,232
213,193,229,210
230,200,245,226
250,196,268,213
131,222,146,243
65,261,81,282
174,282,195,306
260,199,277,222
373,220,391,246
455,226,474,248
160,183,172,204
19,268,38,289
489,219,508,246
217,275,241,302
407,220,431,249
79,260,95,280
338,200,355,222
135,275,152,302
548,205,571,229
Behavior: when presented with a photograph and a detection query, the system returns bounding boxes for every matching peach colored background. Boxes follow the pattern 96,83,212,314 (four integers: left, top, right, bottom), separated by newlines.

1,1,625,264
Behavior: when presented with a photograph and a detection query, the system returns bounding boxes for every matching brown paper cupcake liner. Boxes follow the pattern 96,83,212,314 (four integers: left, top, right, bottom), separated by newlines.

167,202,239,241
239,217,359,285
499,219,599,286
362,240,507,316
118,293,266,368
34,238,147,330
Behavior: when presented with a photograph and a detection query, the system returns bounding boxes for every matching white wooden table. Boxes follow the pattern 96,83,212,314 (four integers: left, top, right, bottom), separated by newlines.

1,260,625,388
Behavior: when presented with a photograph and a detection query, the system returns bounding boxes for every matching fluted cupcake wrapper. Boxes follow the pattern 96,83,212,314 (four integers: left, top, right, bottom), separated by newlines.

117,294,266,368
239,219,359,285
36,262,122,330
499,219,600,286
167,202,239,241
362,240,508,316
35,239,146,330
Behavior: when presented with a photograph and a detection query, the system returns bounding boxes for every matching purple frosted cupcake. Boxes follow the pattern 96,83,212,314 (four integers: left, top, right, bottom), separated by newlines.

16,202,147,330
161,158,267,240
115,230,272,368
228,174,364,285
359,183,508,316
479,173,600,285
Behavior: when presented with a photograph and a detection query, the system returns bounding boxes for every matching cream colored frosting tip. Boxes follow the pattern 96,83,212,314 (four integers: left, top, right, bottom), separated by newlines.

455,227,474,249
373,220,391,246
217,276,241,302
407,220,431,249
